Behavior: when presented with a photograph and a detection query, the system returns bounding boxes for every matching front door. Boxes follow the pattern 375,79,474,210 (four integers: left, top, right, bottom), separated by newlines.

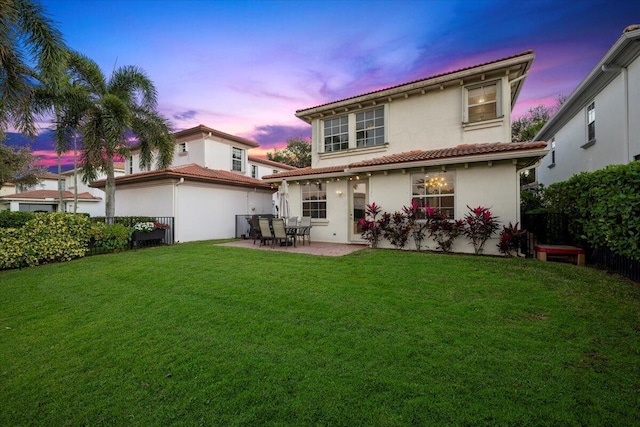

350,179,368,242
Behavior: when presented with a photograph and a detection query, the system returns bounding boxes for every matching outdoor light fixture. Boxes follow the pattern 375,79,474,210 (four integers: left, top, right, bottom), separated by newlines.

336,190,343,196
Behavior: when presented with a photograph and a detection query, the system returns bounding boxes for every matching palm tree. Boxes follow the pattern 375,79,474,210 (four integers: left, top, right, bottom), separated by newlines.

1,0,68,139
73,54,175,219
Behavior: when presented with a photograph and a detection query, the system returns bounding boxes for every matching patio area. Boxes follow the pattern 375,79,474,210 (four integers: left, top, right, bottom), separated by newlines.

217,239,368,256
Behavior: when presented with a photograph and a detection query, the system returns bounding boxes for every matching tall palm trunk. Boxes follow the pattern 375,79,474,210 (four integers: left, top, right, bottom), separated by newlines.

57,152,64,212
104,161,115,224
73,134,78,214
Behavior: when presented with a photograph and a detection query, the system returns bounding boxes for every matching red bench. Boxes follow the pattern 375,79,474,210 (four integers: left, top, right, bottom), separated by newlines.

534,245,585,266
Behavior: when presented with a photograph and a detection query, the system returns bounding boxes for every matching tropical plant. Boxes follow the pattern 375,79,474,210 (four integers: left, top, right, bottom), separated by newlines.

383,211,410,250
429,211,464,253
402,200,429,251
359,202,384,248
463,206,500,254
89,222,131,252
0,0,68,139
497,222,526,257
66,53,175,219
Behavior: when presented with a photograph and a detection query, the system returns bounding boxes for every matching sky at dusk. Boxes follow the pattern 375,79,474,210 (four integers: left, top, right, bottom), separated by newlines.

5,0,640,170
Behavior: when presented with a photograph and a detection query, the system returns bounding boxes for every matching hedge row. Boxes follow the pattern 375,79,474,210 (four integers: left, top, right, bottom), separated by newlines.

544,162,640,260
0,213,91,269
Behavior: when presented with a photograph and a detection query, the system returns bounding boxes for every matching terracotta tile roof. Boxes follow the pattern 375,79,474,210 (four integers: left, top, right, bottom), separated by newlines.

248,155,297,170
37,172,60,180
174,124,259,148
91,163,272,190
296,50,534,114
0,190,101,200
263,141,547,180
350,142,548,168
263,165,349,179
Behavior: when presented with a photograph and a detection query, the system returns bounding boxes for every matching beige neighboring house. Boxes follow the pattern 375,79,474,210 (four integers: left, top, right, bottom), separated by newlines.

263,50,548,255
536,24,640,186
91,124,294,242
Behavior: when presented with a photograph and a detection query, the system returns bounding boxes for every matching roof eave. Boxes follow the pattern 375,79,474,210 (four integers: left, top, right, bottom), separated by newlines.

535,27,640,141
296,52,535,123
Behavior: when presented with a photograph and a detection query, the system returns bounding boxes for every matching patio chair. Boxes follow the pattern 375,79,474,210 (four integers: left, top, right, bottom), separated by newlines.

286,216,298,227
272,218,295,249
249,216,261,244
258,218,274,247
298,216,311,246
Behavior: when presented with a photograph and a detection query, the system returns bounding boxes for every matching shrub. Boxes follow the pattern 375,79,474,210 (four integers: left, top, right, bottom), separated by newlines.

403,200,429,251
0,213,91,269
359,203,384,248
383,211,410,250
545,162,640,260
90,222,131,252
429,211,465,253
0,210,35,228
497,222,526,257
463,206,500,254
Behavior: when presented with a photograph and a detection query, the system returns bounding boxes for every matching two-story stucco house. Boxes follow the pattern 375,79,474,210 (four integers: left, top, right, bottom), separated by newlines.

91,124,293,242
536,25,640,186
263,51,548,254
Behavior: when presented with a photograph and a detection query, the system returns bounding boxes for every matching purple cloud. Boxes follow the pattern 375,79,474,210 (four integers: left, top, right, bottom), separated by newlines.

247,124,311,150
172,110,198,121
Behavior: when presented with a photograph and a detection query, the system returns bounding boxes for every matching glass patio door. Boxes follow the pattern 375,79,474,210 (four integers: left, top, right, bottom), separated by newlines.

350,179,367,242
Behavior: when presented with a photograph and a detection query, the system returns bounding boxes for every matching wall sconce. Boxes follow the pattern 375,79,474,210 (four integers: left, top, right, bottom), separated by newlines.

336,190,343,197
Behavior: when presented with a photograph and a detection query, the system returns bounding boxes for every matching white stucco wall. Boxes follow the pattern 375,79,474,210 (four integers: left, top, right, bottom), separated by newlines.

311,76,511,169
281,162,517,255
114,179,273,242
538,56,640,186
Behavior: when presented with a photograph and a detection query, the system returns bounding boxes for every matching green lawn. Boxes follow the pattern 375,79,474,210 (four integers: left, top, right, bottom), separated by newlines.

1,242,639,426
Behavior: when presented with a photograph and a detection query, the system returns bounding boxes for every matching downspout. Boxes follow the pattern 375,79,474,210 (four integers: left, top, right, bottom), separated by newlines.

623,67,630,163
174,177,184,242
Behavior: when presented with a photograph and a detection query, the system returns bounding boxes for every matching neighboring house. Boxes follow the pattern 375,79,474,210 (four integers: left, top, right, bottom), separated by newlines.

0,190,102,212
92,125,293,242
0,165,125,214
263,50,548,254
248,155,297,179
0,182,16,197
59,162,126,216
536,24,640,186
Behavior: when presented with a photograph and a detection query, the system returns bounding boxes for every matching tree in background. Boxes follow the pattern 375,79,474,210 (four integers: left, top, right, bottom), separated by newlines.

511,95,567,143
0,0,68,139
71,53,175,218
267,137,311,168
0,143,45,188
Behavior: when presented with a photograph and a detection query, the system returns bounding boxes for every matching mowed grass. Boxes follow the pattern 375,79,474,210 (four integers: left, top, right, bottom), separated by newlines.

1,242,639,426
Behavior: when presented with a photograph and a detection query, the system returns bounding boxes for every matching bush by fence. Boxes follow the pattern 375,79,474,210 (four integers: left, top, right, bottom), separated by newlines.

544,162,640,261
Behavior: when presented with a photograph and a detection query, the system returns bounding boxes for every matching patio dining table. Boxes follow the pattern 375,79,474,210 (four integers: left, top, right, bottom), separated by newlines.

284,225,312,246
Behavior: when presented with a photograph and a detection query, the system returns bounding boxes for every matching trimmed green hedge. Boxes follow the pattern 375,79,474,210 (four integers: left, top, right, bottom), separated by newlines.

0,210,36,228
0,213,91,269
545,162,640,260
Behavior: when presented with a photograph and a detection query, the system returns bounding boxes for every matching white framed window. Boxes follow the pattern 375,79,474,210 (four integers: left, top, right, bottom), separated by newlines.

322,106,386,152
587,102,595,143
251,165,257,178
323,116,349,152
548,137,556,167
128,156,133,174
464,80,501,123
411,171,455,219
178,142,187,154
302,182,327,219
356,107,385,147
232,147,243,172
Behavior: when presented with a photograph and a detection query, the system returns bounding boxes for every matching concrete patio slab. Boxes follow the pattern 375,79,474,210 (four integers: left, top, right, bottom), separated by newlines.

217,239,368,256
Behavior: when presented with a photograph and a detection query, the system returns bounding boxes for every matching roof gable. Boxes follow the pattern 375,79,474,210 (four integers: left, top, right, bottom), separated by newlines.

296,50,535,122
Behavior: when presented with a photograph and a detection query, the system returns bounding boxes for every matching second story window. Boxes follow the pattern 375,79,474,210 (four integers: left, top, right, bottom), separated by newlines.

251,165,257,178
464,81,501,123
128,156,133,174
356,107,385,147
324,116,349,152
178,142,187,154
587,102,595,143
232,147,243,172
